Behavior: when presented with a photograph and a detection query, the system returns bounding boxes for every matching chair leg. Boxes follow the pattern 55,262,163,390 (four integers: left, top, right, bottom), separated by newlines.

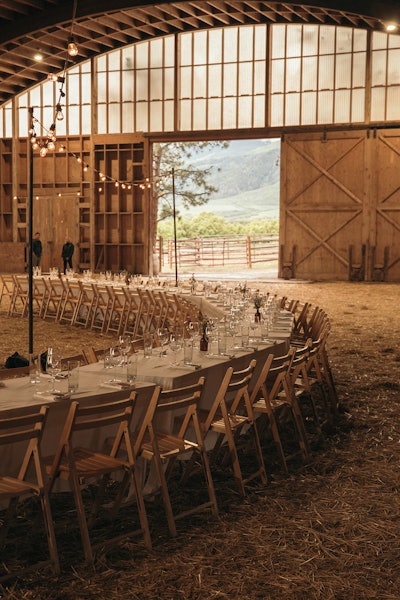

131,468,152,550
152,454,177,537
69,471,94,564
40,492,60,574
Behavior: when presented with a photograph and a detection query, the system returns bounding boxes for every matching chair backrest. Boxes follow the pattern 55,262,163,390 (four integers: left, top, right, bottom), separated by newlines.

289,340,312,386
0,274,14,303
204,359,257,432
0,406,48,488
250,350,295,407
155,377,206,443
82,346,106,363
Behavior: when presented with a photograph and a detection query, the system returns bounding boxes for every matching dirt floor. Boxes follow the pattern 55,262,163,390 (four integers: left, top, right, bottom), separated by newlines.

1,279,400,600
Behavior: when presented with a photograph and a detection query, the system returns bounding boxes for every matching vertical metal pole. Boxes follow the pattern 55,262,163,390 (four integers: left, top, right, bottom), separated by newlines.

28,107,34,356
172,167,178,286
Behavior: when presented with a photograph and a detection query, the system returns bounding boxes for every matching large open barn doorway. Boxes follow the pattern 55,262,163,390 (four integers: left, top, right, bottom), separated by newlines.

154,138,281,279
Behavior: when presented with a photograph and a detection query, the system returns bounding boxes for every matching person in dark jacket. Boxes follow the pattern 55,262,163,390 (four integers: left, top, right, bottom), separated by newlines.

61,238,75,274
32,231,42,267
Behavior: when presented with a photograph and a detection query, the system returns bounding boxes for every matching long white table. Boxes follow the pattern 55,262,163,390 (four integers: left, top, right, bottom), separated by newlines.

0,291,293,483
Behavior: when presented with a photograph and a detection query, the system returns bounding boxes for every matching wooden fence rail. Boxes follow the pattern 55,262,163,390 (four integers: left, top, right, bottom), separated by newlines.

156,234,279,271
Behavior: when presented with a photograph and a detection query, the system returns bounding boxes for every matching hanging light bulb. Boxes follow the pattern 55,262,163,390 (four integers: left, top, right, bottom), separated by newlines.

39,146,48,157
56,110,64,121
68,38,78,57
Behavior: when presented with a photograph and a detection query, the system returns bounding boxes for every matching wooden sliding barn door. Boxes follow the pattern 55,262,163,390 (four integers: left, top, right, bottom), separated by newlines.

370,130,400,282
33,194,80,274
279,129,400,281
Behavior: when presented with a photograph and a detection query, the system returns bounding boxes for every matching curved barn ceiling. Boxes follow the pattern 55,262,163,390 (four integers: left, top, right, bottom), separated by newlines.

0,0,400,105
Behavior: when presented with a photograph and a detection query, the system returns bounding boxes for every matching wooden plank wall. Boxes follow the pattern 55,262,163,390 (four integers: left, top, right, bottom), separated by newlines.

0,242,25,273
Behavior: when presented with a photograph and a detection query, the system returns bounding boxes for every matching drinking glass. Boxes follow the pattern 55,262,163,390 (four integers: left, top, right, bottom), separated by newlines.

67,360,80,393
46,347,62,393
169,329,183,366
183,338,194,365
126,354,137,385
143,333,153,358
157,327,169,357
184,320,199,339
119,335,131,366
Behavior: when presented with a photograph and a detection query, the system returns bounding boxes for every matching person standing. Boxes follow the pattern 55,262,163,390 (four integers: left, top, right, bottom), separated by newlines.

32,231,42,267
61,238,75,274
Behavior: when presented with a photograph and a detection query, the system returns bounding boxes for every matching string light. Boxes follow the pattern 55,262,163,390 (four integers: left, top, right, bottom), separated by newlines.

68,39,79,57
52,142,162,191
31,1,78,155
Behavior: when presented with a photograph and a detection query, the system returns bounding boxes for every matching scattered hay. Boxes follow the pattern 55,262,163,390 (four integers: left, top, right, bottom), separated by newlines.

1,281,400,599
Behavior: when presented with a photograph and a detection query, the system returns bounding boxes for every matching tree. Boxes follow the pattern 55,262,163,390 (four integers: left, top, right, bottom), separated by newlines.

152,141,229,240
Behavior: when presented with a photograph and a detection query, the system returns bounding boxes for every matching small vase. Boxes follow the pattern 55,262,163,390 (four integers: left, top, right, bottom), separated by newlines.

255,309,261,323
200,334,209,352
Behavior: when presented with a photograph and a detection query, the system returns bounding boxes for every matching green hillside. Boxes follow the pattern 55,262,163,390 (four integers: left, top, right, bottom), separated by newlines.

178,138,281,222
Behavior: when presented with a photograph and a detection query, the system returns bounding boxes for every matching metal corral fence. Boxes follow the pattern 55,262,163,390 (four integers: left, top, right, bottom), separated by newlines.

156,234,279,271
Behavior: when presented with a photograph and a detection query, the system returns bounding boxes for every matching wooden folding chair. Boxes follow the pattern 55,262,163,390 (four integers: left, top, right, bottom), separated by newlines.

44,392,152,565
58,279,83,325
0,406,59,582
0,274,14,311
105,285,127,335
250,350,311,473
288,338,332,433
137,377,218,536
41,277,64,321
74,281,97,328
310,327,339,417
120,287,142,338
90,283,112,332
8,274,29,317
198,359,267,497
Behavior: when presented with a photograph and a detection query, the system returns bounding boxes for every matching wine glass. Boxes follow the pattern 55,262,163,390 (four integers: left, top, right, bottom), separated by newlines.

157,327,169,357
169,328,183,366
119,335,131,366
46,347,62,393
184,320,199,340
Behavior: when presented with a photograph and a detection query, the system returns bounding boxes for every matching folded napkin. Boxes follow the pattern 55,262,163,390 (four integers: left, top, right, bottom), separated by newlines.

34,391,71,402
268,331,289,339
171,363,202,371
100,381,134,390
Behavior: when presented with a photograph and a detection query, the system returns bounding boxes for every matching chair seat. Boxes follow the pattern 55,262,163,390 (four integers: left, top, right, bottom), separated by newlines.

45,448,131,480
142,433,199,460
210,414,248,434
0,476,40,498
